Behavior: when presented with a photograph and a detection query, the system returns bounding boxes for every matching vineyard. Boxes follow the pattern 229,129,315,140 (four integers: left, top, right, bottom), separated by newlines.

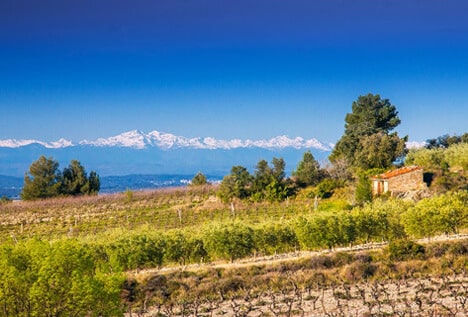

127,242,468,316
1,185,468,316
0,186,313,242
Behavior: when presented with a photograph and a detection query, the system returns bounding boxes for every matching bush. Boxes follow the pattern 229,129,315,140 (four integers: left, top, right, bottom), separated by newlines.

425,242,450,258
0,239,124,316
448,240,468,256
294,212,356,250
315,179,345,198
203,222,255,262
387,239,425,261
343,261,376,282
403,191,468,237
254,223,298,255
106,234,166,270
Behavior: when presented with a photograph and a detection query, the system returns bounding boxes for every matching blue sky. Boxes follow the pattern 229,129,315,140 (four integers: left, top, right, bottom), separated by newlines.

1,0,467,144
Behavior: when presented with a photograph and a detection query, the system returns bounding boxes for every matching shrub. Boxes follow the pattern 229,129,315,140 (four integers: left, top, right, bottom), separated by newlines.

315,179,345,198
387,239,425,261
425,242,450,258
403,191,468,237
0,239,123,316
106,234,166,270
254,223,298,255
203,222,255,262
448,240,468,256
343,261,376,282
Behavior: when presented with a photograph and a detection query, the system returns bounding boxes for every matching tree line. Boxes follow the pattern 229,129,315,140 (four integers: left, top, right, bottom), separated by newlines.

21,156,100,200
214,93,467,204
214,93,410,204
18,93,468,203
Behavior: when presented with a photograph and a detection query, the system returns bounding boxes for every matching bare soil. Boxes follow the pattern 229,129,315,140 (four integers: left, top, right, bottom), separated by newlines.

129,234,468,317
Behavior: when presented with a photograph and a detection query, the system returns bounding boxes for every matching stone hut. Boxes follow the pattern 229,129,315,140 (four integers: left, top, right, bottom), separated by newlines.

371,166,424,195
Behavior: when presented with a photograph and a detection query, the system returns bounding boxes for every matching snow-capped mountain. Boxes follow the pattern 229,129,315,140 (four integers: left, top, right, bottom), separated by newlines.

78,130,334,151
0,130,333,178
0,130,333,151
0,138,73,149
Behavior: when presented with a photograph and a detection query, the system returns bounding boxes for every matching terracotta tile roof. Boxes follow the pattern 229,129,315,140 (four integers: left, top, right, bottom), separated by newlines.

371,166,422,180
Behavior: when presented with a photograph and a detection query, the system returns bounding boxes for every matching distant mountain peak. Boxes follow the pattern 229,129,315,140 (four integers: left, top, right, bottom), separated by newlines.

0,138,74,149
0,130,333,151
78,130,333,151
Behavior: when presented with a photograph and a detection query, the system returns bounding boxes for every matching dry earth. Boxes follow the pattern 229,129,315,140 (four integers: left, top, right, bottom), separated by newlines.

129,234,468,317
139,274,468,316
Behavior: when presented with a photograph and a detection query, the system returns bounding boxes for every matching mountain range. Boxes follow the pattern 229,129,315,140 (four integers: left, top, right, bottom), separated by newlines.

0,130,333,151
0,130,333,179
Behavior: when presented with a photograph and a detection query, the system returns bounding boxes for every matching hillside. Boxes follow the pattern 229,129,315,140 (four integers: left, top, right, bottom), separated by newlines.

1,187,468,316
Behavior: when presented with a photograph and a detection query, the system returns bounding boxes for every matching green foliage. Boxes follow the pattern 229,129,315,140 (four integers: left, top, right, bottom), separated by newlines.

352,199,408,243
203,222,255,262
21,156,100,200
314,179,344,198
271,157,286,182
87,171,101,195
0,239,124,317
190,172,208,186
264,179,289,202
294,212,356,250
292,151,322,187
387,239,425,261
164,231,207,265
406,143,468,192
218,166,253,202
251,158,288,202
330,93,406,170
403,190,468,237
254,223,298,255
62,160,90,195
219,158,290,203
355,174,373,205
21,156,62,200
405,147,446,171
252,159,273,196
106,233,166,270
425,132,468,149
354,132,407,170
445,143,468,170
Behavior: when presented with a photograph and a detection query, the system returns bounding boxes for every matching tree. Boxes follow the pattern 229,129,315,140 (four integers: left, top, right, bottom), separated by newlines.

253,159,272,194
271,157,286,182
251,157,288,201
403,191,468,237
62,160,89,195
21,156,100,200
330,93,406,170
218,166,253,202
292,151,321,187
355,174,373,206
62,160,100,195
354,132,407,170
191,172,208,186
21,156,62,200
87,171,101,195
425,133,468,149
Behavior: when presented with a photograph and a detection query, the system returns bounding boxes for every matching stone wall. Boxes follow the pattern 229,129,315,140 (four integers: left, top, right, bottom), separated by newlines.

387,169,424,193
